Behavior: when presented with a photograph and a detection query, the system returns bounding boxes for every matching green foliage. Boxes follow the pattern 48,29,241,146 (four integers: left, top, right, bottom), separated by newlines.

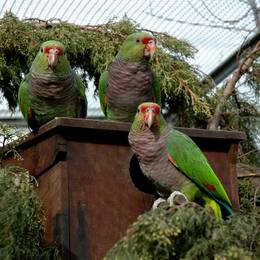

238,113,260,167
0,123,61,259
0,12,212,122
212,81,260,166
0,166,43,259
105,179,260,260
0,123,26,164
220,109,259,167
239,56,260,166
0,166,60,259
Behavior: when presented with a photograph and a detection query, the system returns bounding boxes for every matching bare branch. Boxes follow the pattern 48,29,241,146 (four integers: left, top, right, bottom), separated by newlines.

237,162,260,178
208,40,260,130
253,186,260,210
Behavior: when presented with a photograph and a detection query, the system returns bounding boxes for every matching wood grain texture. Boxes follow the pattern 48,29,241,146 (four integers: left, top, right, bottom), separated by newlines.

2,135,66,177
37,162,70,259
68,142,153,259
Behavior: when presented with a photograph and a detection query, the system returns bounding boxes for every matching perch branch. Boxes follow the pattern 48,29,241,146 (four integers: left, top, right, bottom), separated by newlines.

208,40,260,130
237,162,260,178
253,186,260,210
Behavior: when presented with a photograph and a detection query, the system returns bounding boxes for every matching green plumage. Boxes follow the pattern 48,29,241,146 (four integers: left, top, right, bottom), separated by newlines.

129,102,232,218
167,129,232,206
18,40,87,130
99,70,108,116
99,32,161,122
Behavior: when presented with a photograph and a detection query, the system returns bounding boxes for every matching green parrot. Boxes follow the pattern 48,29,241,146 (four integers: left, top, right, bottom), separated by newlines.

128,102,233,218
18,40,87,131
98,32,161,122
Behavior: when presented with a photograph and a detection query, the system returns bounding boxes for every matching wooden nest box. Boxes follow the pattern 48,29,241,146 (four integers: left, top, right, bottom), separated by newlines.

2,118,245,259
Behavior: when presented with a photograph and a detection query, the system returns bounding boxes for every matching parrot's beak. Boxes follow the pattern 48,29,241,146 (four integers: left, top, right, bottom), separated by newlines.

146,109,155,128
144,40,156,59
48,48,59,69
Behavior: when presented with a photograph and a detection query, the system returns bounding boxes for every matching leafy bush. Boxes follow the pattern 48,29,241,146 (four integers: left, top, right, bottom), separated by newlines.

105,179,260,260
0,123,60,259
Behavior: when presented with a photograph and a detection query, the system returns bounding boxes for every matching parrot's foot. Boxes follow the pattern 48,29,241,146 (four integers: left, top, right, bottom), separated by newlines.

152,198,167,209
167,191,189,207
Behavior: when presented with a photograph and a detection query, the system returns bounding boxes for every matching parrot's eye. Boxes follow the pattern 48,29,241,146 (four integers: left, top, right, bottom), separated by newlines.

40,47,43,53
137,108,140,112
136,39,140,43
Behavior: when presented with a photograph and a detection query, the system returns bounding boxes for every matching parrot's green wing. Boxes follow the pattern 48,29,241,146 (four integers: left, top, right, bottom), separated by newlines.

18,75,33,127
152,73,161,105
166,129,232,209
98,70,109,116
74,74,87,118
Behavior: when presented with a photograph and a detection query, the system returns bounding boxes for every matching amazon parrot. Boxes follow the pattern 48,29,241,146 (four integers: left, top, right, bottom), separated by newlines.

18,40,87,131
98,32,161,122
128,102,233,218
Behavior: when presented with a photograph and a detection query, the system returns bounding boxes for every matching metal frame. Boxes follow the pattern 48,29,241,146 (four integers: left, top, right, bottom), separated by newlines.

209,32,260,85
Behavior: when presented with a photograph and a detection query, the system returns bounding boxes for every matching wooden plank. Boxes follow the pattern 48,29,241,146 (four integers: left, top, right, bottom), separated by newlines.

173,126,246,140
227,143,240,211
6,118,245,150
37,162,70,260
67,142,153,260
2,135,66,177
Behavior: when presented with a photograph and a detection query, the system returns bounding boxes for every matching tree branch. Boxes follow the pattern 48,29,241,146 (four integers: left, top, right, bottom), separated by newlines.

208,40,260,130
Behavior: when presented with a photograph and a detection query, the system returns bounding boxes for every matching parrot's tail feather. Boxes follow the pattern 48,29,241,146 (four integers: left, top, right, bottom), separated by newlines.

214,197,233,217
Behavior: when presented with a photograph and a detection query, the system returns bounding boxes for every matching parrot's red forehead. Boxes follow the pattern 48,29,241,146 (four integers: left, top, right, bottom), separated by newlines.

43,46,64,55
139,104,160,114
141,37,155,44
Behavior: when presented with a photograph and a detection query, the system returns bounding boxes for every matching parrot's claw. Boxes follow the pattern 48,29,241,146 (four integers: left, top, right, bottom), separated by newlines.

167,191,189,207
152,198,167,210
